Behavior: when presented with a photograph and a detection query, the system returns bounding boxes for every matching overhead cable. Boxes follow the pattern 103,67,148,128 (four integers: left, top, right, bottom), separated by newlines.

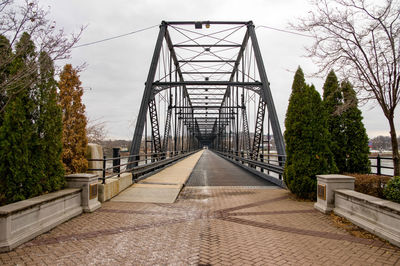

73,24,159,48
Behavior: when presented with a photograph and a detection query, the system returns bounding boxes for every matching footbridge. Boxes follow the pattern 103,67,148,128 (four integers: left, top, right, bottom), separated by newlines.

123,21,286,187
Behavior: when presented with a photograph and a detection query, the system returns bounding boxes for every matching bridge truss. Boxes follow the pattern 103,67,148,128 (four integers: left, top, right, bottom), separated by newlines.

129,21,285,167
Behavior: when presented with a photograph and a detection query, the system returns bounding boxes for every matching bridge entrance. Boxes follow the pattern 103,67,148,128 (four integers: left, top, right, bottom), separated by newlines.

127,21,286,186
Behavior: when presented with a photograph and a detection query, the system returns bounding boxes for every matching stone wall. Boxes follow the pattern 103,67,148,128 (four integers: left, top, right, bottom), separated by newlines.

334,189,400,247
0,189,82,252
314,174,400,248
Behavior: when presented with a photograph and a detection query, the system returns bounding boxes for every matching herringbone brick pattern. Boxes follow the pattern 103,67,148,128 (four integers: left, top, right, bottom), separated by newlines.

1,187,399,265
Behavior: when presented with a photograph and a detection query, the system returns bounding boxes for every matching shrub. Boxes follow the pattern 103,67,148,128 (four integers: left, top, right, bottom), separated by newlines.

348,174,390,198
384,176,400,203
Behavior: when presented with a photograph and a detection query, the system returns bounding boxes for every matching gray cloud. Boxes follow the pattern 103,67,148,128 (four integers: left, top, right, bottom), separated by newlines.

41,0,398,139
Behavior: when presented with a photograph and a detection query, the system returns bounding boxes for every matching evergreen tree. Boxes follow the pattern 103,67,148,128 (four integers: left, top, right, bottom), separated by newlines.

322,70,346,172
341,81,371,173
0,33,41,204
284,67,337,199
58,64,88,174
0,35,12,121
36,52,65,191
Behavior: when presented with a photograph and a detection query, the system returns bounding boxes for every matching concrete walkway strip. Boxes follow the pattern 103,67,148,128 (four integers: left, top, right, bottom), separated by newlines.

111,150,204,203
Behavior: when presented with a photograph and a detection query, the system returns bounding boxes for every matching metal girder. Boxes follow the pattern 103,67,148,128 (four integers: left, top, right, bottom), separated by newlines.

178,60,236,63
148,99,162,155
153,81,261,87
128,23,167,168
247,22,285,159
162,95,173,152
182,72,232,74
242,103,251,155
166,21,249,25
250,97,266,160
174,44,241,47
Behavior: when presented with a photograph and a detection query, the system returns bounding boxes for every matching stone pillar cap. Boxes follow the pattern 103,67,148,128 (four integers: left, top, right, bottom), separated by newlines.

66,173,98,180
316,174,355,181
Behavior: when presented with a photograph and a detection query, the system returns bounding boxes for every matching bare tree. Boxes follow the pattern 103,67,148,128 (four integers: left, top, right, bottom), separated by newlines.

87,117,108,144
0,0,84,113
292,0,400,175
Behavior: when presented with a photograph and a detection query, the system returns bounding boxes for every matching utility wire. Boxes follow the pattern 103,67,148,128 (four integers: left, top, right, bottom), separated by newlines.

73,24,159,48
256,25,313,38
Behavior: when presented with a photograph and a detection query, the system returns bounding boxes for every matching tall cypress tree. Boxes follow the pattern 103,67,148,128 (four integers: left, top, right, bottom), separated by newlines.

284,67,337,199
36,52,65,191
0,33,41,204
341,81,371,173
0,35,12,121
58,64,88,174
322,70,346,172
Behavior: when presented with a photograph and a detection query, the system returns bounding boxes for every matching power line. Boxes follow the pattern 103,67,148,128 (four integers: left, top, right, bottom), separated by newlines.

73,24,159,48
256,25,313,38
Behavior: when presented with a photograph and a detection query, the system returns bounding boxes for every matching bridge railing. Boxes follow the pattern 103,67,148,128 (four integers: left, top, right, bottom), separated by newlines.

215,153,394,182
88,150,198,184
368,155,394,176
214,150,286,187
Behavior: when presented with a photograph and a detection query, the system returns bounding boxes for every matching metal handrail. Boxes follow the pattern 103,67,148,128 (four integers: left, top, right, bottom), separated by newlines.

88,150,197,184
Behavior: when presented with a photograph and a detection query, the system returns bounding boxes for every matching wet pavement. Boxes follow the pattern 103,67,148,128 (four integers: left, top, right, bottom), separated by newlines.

187,150,275,187
1,151,400,265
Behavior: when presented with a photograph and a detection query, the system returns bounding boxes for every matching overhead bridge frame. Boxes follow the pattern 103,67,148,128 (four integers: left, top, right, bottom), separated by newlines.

128,21,285,169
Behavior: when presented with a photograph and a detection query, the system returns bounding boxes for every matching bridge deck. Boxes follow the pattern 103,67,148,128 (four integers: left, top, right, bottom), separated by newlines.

186,150,276,187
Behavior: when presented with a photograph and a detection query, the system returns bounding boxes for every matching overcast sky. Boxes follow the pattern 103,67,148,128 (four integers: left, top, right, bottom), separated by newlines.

40,0,398,140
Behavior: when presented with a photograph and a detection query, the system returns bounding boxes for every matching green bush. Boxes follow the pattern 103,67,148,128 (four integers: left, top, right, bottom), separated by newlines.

349,174,391,198
384,176,400,203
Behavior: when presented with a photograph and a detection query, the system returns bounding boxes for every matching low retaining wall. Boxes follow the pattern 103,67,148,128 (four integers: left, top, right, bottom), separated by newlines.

0,189,82,252
334,189,400,247
98,173,133,202
314,174,400,248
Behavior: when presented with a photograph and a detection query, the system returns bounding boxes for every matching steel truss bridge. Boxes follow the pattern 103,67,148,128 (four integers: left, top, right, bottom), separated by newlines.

128,21,286,185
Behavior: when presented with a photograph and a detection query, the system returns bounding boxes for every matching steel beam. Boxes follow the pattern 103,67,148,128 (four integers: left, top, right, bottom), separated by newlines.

175,44,241,47
247,22,286,158
154,81,261,86
128,23,167,168
166,21,249,25
178,60,236,63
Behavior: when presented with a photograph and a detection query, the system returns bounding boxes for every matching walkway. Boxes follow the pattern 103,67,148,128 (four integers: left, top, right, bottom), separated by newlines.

1,151,399,265
112,150,204,203
187,150,276,187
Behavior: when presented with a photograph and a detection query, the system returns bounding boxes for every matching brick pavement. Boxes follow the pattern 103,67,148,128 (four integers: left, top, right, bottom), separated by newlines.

1,186,399,265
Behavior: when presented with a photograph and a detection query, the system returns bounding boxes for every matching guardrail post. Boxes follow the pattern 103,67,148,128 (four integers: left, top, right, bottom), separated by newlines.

260,154,264,173
377,154,381,175
113,148,121,177
102,155,106,184
278,155,283,180
241,151,244,164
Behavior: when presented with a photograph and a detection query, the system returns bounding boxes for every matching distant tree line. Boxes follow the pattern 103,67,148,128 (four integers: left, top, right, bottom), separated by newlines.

370,136,400,152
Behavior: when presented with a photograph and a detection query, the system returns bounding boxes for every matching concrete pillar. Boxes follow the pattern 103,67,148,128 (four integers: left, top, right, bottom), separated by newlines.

86,143,103,177
314,174,355,214
66,174,101,213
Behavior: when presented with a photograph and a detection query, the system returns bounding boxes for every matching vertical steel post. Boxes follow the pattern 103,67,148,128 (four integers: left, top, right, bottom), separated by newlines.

377,154,381,175
112,147,120,177
128,22,167,169
102,155,106,184
247,22,286,159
